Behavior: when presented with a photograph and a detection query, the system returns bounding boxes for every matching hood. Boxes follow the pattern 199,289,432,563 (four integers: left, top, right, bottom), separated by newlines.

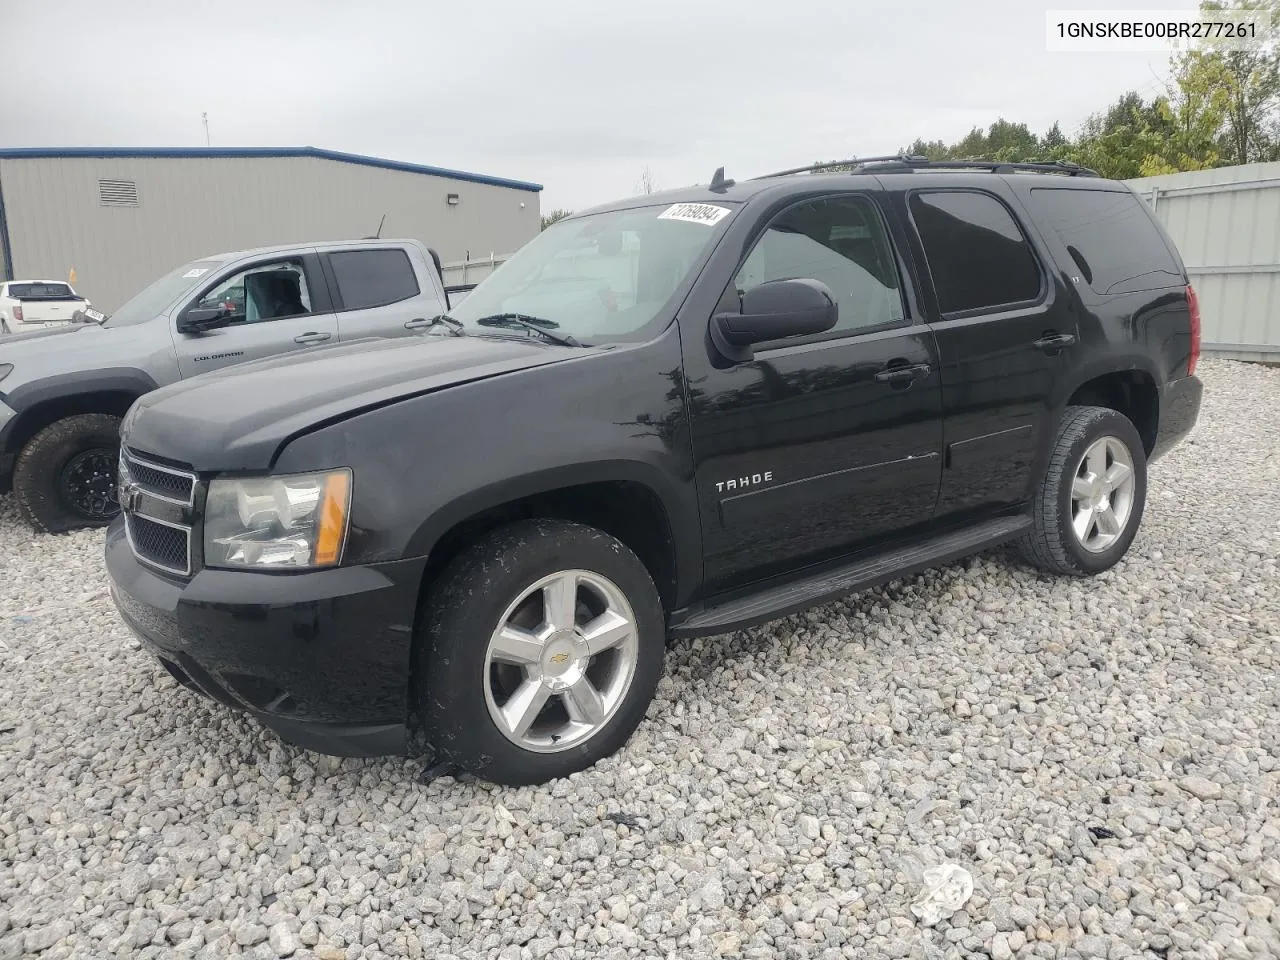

125,333,584,471
0,323,94,349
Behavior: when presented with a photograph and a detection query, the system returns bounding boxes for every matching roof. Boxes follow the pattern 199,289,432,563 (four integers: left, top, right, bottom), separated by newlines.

0,146,542,193
580,166,1127,216
197,237,427,264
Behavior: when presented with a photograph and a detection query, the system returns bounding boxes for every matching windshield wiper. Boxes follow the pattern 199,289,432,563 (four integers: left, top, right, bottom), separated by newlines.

475,313,583,347
407,314,466,336
430,314,466,337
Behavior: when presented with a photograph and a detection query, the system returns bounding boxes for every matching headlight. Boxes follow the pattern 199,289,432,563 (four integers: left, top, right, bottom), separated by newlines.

0,364,12,383
204,469,351,570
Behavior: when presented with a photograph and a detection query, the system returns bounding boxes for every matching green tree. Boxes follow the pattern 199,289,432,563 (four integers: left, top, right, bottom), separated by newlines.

1041,122,1068,151
1067,92,1180,178
1176,0,1280,164
899,138,950,159
983,119,1041,161
540,209,572,231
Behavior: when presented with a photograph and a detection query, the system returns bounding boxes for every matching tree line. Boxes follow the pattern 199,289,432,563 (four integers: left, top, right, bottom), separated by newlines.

855,0,1280,179
542,0,1277,227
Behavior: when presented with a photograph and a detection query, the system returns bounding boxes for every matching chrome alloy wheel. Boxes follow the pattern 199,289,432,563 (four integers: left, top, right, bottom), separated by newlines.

1070,436,1136,553
483,569,639,753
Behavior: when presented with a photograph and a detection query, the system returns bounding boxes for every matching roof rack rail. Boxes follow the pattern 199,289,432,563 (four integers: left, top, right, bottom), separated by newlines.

752,155,919,178
752,154,1099,179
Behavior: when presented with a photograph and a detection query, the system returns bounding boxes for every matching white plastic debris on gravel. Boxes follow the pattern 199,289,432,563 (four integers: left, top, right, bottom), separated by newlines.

1,357,1279,960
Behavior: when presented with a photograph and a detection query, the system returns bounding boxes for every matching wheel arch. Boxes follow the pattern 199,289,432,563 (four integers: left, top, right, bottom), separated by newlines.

407,461,693,615
2,369,156,460
1059,358,1161,456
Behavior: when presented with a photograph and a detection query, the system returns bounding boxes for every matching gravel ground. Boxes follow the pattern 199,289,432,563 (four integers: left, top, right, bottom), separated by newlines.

1,357,1278,960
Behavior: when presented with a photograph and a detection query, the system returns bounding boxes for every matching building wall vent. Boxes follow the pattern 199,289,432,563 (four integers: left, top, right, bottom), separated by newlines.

99,179,139,206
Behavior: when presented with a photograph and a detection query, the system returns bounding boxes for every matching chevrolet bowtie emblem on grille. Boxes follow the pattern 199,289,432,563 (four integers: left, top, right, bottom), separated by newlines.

550,652,570,664
119,478,143,514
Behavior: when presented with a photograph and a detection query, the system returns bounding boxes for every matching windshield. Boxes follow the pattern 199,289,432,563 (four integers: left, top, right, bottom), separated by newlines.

103,259,224,328
448,201,738,344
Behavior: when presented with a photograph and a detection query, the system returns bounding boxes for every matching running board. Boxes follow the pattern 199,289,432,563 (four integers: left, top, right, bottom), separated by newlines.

670,515,1031,639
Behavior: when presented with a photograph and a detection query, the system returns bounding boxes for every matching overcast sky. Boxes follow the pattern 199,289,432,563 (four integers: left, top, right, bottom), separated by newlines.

4,0,1190,212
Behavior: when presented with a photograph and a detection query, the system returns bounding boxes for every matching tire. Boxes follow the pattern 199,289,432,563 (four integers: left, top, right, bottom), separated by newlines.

1017,405,1147,577
13,414,123,533
414,519,665,786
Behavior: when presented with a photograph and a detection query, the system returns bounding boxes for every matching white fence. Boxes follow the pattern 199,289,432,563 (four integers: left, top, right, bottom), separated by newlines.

1126,163,1280,363
439,254,509,291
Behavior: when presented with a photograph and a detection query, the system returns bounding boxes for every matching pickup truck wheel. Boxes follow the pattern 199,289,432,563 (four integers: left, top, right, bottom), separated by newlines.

415,519,664,786
13,414,122,533
1017,405,1147,576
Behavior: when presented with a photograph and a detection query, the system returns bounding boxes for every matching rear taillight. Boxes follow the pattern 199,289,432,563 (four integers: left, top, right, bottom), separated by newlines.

1186,283,1201,376
11,306,21,323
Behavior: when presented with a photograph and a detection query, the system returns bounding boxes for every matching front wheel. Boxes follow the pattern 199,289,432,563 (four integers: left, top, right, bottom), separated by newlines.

13,414,122,533
1017,405,1148,577
414,519,665,786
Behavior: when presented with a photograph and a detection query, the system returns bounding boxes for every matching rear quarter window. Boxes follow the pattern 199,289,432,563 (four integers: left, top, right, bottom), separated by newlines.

1029,188,1184,295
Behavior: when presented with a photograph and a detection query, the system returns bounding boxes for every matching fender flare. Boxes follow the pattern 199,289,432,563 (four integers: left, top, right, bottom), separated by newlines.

0,368,159,457
404,458,698,587
1,367,160,414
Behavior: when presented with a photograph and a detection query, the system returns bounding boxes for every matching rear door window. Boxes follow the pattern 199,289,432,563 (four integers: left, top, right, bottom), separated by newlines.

909,191,1043,315
327,249,420,311
1029,188,1183,295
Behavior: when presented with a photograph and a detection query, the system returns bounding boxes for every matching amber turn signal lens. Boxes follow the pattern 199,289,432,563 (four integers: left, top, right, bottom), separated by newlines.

314,470,351,566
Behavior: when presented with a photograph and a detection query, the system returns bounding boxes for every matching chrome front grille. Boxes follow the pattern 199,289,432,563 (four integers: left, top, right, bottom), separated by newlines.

120,449,195,506
119,449,197,576
125,514,192,576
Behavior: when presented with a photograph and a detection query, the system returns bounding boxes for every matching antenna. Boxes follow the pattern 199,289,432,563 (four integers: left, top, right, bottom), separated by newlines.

364,213,387,240
709,166,735,192
201,112,210,147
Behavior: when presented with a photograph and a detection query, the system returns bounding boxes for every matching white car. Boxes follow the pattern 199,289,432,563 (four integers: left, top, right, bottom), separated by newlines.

0,280,97,334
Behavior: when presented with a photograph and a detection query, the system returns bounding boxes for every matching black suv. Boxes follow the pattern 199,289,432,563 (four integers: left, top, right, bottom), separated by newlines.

105,156,1203,785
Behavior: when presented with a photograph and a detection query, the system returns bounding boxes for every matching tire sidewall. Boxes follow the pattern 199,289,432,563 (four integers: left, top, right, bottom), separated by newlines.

1052,410,1147,575
418,520,665,785
14,415,122,533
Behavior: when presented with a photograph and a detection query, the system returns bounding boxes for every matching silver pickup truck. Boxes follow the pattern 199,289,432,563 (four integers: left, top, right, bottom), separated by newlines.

0,237,456,532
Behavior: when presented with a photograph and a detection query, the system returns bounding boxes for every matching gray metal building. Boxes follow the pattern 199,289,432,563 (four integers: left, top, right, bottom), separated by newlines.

1125,162,1280,363
0,147,542,312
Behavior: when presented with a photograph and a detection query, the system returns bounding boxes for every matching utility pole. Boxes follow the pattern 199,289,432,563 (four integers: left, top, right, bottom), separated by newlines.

201,113,210,147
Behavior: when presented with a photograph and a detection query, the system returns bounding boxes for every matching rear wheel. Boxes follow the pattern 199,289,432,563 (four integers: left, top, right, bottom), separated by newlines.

414,519,664,785
1017,405,1147,576
13,414,122,533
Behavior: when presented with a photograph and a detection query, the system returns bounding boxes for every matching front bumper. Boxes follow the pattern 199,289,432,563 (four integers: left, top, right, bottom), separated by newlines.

105,517,427,757
1150,374,1203,463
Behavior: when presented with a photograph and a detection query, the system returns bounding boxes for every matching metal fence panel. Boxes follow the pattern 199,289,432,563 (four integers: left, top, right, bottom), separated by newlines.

1127,163,1280,362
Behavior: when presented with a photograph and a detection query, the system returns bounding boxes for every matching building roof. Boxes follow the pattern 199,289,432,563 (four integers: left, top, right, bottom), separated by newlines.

0,146,542,193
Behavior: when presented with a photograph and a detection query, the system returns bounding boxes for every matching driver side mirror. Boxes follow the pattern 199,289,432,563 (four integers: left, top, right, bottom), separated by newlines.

711,278,838,362
176,303,234,334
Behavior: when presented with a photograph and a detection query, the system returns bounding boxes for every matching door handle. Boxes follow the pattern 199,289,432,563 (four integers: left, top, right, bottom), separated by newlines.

294,332,332,345
1033,332,1076,353
404,317,432,329
875,361,932,386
